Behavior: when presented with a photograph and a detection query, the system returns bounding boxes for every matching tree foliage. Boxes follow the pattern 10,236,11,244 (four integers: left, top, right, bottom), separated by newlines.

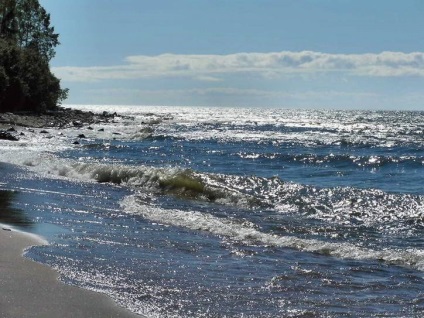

0,0,67,113
15,0,60,62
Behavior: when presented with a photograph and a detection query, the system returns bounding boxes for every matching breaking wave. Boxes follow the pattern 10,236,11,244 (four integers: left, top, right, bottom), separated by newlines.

121,195,424,271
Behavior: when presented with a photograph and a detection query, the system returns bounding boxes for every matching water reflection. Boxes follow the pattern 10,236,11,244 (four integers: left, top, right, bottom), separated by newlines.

0,190,33,228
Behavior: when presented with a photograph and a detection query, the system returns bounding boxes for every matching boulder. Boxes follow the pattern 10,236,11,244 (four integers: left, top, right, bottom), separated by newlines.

0,130,19,141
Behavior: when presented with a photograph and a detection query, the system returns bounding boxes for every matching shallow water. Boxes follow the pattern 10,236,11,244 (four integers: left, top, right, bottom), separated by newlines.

1,106,423,317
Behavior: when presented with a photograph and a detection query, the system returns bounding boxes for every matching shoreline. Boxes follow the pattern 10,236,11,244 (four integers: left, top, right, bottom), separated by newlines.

0,225,142,318
0,108,143,316
0,107,121,130
0,108,145,317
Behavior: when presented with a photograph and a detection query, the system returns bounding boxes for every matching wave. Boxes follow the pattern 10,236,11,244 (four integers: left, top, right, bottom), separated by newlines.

199,173,424,230
120,195,424,271
1,149,259,209
71,163,267,209
2,147,422,230
237,152,424,168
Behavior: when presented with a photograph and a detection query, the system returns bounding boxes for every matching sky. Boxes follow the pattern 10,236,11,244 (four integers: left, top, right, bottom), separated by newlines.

40,0,424,110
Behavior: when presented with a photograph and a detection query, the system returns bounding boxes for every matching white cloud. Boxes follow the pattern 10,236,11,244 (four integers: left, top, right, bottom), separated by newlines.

53,51,424,82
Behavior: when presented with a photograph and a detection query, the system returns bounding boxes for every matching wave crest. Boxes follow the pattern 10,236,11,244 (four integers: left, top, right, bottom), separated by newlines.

121,195,424,271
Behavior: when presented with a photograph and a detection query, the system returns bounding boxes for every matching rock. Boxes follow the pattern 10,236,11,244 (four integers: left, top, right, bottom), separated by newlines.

7,127,16,132
102,111,116,118
73,141,80,145
40,130,49,134
78,134,86,138
0,130,19,141
73,120,83,127
87,126,94,130
98,128,105,132
140,127,154,134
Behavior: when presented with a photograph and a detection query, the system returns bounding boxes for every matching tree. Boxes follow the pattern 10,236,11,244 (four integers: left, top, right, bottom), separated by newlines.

15,0,59,62
0,0,18,41
0,0,67,113
0,38,26,111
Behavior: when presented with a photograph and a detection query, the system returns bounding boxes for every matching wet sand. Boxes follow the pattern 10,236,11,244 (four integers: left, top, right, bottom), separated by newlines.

0,227,142,318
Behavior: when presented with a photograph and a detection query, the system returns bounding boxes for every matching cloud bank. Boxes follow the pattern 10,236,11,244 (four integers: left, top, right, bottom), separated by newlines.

53,51,424,82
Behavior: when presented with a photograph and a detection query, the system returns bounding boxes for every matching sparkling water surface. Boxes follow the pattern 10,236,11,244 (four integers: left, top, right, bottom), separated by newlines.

1,106,423,317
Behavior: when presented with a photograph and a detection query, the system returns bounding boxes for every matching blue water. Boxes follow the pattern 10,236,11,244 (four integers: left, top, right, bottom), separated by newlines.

1,106,423,317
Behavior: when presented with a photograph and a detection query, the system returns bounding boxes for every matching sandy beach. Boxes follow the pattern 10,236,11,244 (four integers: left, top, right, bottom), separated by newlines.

0,227,141,318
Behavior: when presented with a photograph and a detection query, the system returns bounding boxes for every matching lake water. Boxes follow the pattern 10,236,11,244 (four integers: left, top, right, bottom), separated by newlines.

1,105,423,317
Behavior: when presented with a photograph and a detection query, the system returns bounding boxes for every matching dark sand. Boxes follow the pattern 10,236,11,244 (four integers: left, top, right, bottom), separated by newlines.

0,227,142,318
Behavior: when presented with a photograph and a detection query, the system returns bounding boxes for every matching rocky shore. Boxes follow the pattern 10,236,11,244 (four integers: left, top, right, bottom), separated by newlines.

0,107,121,141
0,108,119,129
